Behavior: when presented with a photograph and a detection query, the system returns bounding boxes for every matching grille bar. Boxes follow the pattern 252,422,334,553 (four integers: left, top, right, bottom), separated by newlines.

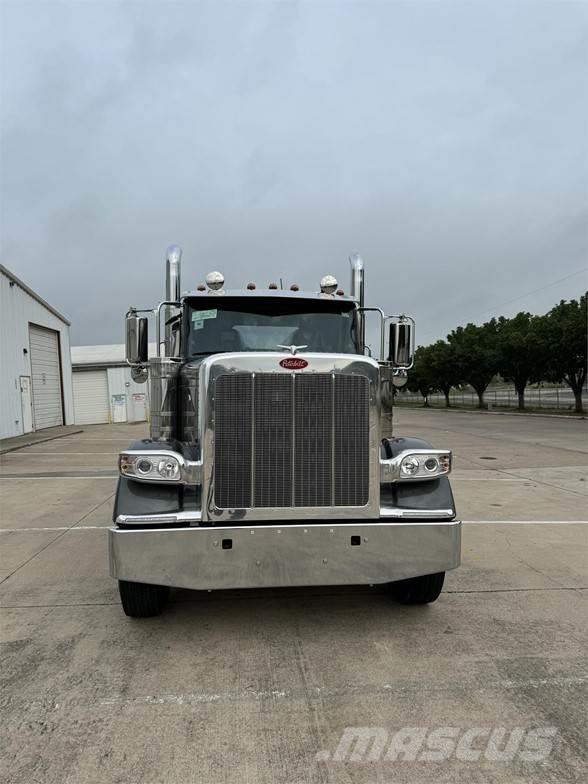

214,375,253,509
294,374,333,506
214,372,369,509
254,374,293,507
334,375,370,505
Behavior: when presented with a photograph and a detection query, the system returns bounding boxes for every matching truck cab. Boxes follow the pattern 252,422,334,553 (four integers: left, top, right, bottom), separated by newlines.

110,248,460,616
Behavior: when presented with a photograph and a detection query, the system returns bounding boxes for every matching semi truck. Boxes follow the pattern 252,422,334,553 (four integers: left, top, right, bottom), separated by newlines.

109,246,460,617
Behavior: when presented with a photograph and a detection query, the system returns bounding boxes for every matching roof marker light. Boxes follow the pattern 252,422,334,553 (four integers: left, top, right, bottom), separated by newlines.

205,271,224,291
247,282,256,290
290,284,299,291
320,275,338,294
336,289,345,296
268,282,278,290
197,284,206,292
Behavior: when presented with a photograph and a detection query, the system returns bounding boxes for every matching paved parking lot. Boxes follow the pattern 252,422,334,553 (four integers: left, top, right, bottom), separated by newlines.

1,410,586,783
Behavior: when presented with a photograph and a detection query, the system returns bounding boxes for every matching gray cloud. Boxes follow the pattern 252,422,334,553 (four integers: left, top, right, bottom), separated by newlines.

1,0,587,347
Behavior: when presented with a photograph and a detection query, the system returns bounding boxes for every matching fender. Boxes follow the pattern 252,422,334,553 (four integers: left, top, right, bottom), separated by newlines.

381,437,457,518
113,439,200,524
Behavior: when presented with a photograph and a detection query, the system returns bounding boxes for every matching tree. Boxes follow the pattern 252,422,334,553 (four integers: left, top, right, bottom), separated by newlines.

540,294,587,414
495,312,549,410
407,346,437,406
425,340,463,407
447,321,500,408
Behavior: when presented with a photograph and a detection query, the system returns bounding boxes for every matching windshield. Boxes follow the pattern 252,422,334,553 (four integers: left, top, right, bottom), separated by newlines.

185,297,359,357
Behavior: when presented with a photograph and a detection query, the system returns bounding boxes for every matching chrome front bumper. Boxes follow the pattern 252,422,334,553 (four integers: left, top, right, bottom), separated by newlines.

109,519,461,591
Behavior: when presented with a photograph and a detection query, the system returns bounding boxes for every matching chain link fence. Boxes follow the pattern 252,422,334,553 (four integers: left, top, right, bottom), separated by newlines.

395,384,587,412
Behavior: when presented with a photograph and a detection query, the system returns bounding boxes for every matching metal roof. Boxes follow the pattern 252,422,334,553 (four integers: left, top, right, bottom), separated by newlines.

0,264,71,325
71,343,157,367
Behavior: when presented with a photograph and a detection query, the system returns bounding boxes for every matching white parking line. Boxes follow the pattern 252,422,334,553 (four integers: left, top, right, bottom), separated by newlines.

462,520,588,525
97,674,588,707
0,526,110,532
4,452,119,455
0,476,116,480
451,477,529,482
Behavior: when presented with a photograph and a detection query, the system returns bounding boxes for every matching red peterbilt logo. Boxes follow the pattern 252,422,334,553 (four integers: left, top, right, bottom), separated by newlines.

280,358,308,369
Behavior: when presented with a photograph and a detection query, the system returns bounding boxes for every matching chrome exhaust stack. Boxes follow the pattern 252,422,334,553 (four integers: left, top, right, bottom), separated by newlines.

165,245,182,354
349,252,365,349
165,244,182,302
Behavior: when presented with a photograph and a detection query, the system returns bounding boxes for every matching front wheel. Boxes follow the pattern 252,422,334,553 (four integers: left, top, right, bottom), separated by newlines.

389,572,445,604
118,580,169,617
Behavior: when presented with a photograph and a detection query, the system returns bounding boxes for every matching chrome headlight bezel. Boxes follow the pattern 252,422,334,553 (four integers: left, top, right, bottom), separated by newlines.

380,449,452,483
119,450,201,484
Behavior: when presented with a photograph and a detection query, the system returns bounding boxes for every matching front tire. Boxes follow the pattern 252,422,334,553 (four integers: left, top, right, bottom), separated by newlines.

118,580,169,617
390,572,445,604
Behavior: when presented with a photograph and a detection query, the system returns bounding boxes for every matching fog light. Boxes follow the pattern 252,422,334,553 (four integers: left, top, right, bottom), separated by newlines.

400,455,420,476
158,457,180,480
136,458,153,474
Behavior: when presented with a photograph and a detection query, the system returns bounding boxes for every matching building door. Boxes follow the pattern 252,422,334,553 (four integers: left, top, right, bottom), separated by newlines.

129,392,147,422
19,376,33,433
29,324,63,430
73,370,110,424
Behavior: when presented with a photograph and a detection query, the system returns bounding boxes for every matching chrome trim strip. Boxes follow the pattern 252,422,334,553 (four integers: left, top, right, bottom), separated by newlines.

116,510,203,526
200,353,382,522
380,507,454,519
250,372,256,505
380,449,451,483
115,508,453,526
331,373,336,505
291,373,296,506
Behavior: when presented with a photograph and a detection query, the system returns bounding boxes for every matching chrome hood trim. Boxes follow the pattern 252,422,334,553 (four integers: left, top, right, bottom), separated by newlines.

198,353,381,523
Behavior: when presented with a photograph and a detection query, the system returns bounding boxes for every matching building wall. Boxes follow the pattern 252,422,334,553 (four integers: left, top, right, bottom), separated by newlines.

71,365,150,424
0,269,74,438
106,366,150,423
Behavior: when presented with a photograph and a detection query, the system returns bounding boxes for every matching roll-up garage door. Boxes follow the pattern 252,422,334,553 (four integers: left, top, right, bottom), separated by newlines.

29,324,63,430
73,370,110,425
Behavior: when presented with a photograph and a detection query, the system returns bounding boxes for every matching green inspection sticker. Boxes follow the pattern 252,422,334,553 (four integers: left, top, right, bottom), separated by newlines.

191,309,217,323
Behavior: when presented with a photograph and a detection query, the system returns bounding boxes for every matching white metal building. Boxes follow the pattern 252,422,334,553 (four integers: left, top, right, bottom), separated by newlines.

0,264,74,439
71,344,155,425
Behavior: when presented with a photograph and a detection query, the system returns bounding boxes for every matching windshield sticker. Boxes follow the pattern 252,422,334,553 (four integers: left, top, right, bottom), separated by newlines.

192,309,217,323
192,319,204,330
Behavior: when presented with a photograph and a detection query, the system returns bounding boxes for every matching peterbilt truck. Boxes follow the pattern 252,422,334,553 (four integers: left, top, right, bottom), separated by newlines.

110,247,460,617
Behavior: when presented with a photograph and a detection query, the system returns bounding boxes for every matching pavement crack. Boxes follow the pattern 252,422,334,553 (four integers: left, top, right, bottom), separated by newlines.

501,529,570,589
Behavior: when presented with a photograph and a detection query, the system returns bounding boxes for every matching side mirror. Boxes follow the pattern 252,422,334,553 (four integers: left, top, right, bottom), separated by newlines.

131,365,149,384
392,369,409,388
388,321,414,367
126,313,148,364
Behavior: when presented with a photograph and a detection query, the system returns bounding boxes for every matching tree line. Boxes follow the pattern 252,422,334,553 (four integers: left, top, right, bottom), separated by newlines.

405,293,587,414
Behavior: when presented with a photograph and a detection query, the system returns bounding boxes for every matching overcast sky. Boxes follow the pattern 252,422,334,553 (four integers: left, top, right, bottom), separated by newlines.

1,0,587,348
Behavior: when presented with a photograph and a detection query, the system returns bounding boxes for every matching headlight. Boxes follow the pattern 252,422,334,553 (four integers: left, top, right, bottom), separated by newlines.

119,451,184,483
158,458,180,480
381,449,452,482
400,455,420,476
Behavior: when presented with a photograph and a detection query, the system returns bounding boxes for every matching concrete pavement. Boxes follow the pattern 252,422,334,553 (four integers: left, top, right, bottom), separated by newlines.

0,412,586,783
0,424,83,455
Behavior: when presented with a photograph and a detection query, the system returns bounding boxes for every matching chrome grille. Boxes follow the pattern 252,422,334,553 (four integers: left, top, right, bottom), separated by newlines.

214,372,370,509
